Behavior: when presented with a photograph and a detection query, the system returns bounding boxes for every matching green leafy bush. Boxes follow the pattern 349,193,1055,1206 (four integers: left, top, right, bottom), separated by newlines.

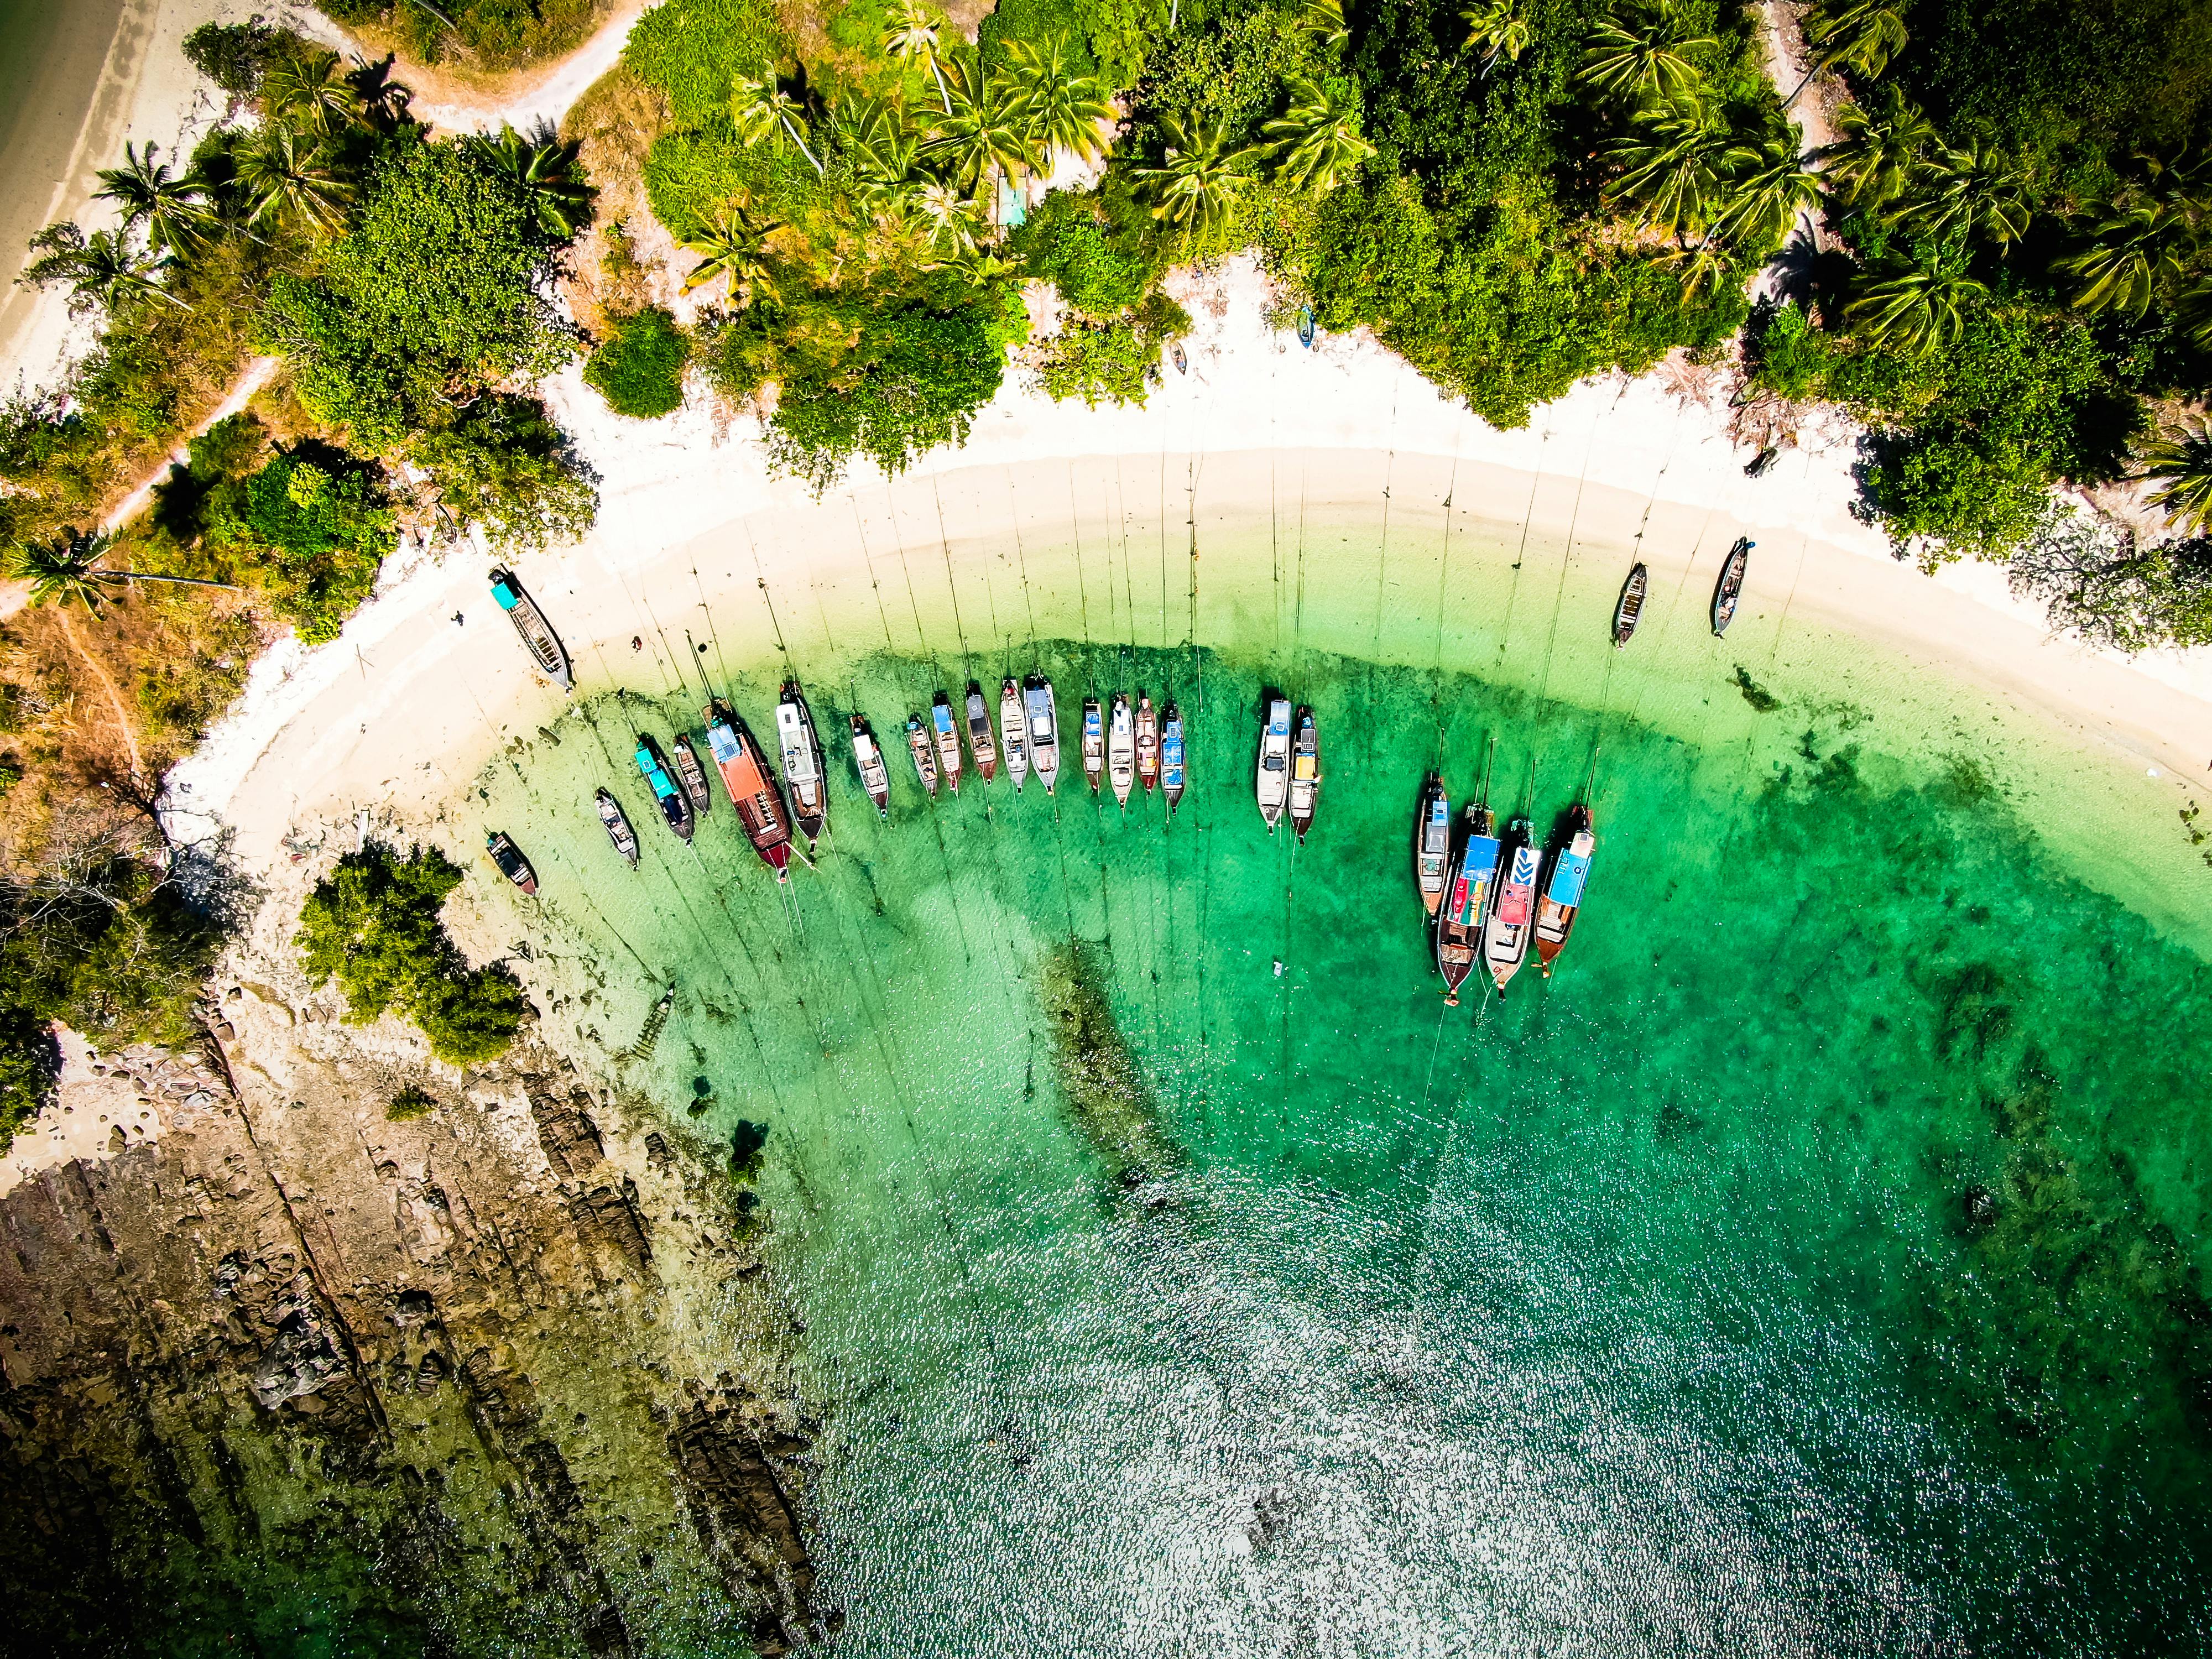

317,0,601,70
205,448,395,642
1016,190,1160,317
1036,291,1192,408
409,394,601,552
585,307,692,418
623,0,786,127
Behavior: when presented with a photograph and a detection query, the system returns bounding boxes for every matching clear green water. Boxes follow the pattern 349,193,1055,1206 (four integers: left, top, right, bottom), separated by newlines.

455,476,2212,1656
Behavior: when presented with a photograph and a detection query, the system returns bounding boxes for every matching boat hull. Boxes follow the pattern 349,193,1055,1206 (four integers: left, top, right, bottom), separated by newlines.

850,717,891,817
1256,697,1290,829
967,687,999,782
776,688,828,843
1000,683,1029,791
1025,677,1060,794
595,790,640,868
1107,695,1135,805
1483,829,1540,993
1415,776,1450,916
1288,708,1320,843
705,703,796,879
489,568,573,691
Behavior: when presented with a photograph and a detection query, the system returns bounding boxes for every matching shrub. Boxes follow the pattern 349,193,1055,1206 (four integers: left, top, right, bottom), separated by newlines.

409,394,600,552
624,0,786,128
1016,191,1159,317
1036,291,1192,408
386,1083,436,1121
181,19,289,100
585,308,691,418
202,447,395,643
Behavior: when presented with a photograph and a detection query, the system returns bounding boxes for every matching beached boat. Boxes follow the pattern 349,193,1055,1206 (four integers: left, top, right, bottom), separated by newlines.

489,567,572,691
907,713,939,796
775,683,827,843
595,787,640,868
1107,694,1135,805
704,700,795,879
966,682,999,782
672,734,713,818
1288,707,1321,844
931,693,963,793
1256,697,1291,830
1614,563,1648,646
486,831,538,895
1535,805,1596,978
1297,305,1316,348
1437,802,1501,1005
1712,536,1753,636
635,735,694,841
1161,701,1186,816
999,677,1029,791
1081,697,1105,795
1025,675,1060,795
851,714,891,817
1135,694,1160,792
1415,774,1451,915
1483,818,1540,995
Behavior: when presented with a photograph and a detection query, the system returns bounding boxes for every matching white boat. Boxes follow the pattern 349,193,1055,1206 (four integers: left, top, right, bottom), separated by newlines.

931,693,963,793
775,682,827,843
1483,818,1540,996
1081,697,1104,795
966,682,999,782
1256,697,1291,830
999,677,1029,791
1107,694,1135,806
1025,675,1060,795
850,715,890,817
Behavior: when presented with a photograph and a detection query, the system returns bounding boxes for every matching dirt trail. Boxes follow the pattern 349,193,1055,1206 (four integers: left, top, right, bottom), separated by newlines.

55,604,146,780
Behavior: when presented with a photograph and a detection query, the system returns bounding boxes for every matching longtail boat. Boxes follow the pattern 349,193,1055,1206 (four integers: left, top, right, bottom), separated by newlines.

1107,693,1135,806
672,734,713,818
635,735,693,841
1135,694,1160,792
1437,802,1500,1005
1415,773,1450,916
486,831,537,895
704,700,795,879
931,693,963,793
1256,696,1291,830
595,787,640,868
907,713,939,796
1712,536,1752,636
1483,817,1540,995
999,677,1029,791
775,683,827,844
1081,697,1105,795
1288,706,1321,844
1535,804,1596,977
489,567,571,691
1614,563,1648,646
1161,701,1186,816
1025,676,1060,794
851,715,891,817
966,682,999,782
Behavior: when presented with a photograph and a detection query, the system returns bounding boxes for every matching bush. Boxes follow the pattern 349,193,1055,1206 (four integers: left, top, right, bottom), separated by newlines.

1016,190,1159,317
386,1083,436,1121
1036,291,1192,408
181,19,290,100
204,447,395,642
623,0,786,128
409,394,600,552
585,308,691,418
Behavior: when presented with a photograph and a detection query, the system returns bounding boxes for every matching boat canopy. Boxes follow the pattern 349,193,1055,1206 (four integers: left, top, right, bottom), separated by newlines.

1547,845,1593,906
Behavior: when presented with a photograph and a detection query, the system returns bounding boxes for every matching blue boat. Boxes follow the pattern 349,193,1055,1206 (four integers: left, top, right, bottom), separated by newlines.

1297,305,1316,349
1535,805,1596,978
1416,774,1450,915
1437,802,1500,1005
490,567,571,690
634,735,693,841
1160,701,1186,816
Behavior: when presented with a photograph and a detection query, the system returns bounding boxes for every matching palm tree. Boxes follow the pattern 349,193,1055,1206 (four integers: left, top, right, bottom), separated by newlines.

1300,0,1349,50
1582,2,1715,104
1461,0,1532,71
1262,77,1378,196
1820,85,1936,207
881,0,954,118
1802,0,1907,80
680,209,784,306
7,531,238,612
1891,141,2035,248
1133,112,1257,238
934,242,1021,286
59,231,181,315
2061,196,2194,316
834,93,923,203
1003,36,1115,168
915,179,985,255
2137,416,2212,538
93,143,213,256
1710,129,1820,250
236,126,353,236
731,68,825,178
262,48,356,137
1660,241,1736,301
926,59,1037,218
473,123,592,237
1845,262,1986,353
1607,94,1732,242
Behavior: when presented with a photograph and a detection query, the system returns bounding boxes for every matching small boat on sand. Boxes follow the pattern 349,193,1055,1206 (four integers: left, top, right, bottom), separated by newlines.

1535,804,1596,978
1484,818,1540,995
1107,694,1135,806
775,682,827,844
595,788,640,867
907,713,939,796
705,700,794,879
966,682,999,782
672,734,713,818
1415,774,1450,915
931,693,963,793
1000,677,1029,791
851,715,891,817
1135,694,1160,792
1288,707,1321,844
635,735,694,842
1161,701,1186,816
1256,697,1291,831
1437,802,1501,1006
1614,563,1648,646
1081,697,1105,795
1712,537,1752,636
489,567,571,691
486,831,537,895
1025,676,1060,795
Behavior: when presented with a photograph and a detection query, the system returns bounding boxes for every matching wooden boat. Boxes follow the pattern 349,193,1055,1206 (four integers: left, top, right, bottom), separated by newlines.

907,713,939,796
1081,697,1105,794
486,831,537,895
1613,563,1648,647
672,734,713,818
1135,694,1160,792
705,700,795,878
1483,817,1541,996
1256,696,1291,831
1436,803,1500,1006
634,735,694,841
931,693,963,793
775,682,827,843
1288,706,1320,844
489,567,571,691
1025,675,1060,795
851,714,891,817
1712,536,1752,636
966,682,999,782
999,677,1029,791
1161,701,1186,816
1535,804,1596,978
595,787,640,868
1297,305,1316,348
1107,693,1135,806
1415,773,1450,916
